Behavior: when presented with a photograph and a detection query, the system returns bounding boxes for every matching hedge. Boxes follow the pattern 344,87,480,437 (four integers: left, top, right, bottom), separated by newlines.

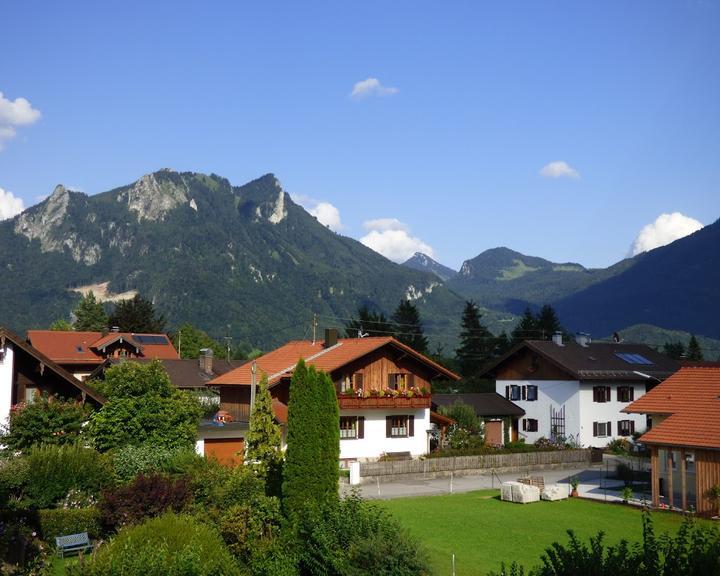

39,508,102,541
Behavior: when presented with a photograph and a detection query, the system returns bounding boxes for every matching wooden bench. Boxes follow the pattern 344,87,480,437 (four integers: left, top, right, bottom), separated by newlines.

55,532,94,558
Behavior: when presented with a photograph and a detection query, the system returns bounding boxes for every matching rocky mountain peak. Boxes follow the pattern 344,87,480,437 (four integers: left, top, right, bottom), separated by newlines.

118,171,190,222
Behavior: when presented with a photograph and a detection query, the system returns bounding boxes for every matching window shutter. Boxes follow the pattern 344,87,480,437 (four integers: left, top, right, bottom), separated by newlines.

522,419,527,432
358,417,365,439
386,416,392,438
409,415,415,437
606,387,611,402
522,386,527,400
617,387,621,402
593,387,599,402
593,422,598,437
607,421,611,436
408,374,415,388
505,385,510,400
355,373,363,389
630,420,635,435
617,420,622,435
387,374,393,389
629,387,634,401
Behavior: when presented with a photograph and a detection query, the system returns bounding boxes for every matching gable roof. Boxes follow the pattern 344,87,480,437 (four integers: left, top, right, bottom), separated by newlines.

90,357,244,388
432,393,525,417
1,327,106,405
623,366,720,450
210,336,460,386
27,330,179,364
481,339,679,382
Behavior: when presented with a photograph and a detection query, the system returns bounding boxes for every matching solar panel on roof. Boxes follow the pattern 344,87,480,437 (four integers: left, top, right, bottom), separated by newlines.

614,352,654,365
133,335,168,345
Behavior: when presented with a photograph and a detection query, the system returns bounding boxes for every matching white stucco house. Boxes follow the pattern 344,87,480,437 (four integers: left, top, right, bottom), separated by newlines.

203,329,460,465
482,334,679,448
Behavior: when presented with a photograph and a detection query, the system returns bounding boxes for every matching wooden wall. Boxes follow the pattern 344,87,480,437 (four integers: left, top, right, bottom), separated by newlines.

333,348,433,392
220,386,251,422
696,449,720,516
495,348,570,381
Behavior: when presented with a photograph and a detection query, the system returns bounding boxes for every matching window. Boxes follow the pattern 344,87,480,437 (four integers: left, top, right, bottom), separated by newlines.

338,375,353,394
340,416,364,439
593,421,612,437
617,386,634,402
526,385,538,401
522,418,538,432
337,373,363,394
25,387,38,403
617,420,635,437
505,385,521,401
386,415,414,438
388,373,414,390
593,386,611,403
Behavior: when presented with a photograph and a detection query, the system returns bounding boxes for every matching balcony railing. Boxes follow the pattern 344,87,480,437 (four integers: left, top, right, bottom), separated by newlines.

338,395,431,409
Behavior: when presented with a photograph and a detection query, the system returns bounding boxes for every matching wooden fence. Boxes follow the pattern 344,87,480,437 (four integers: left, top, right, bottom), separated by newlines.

359,449,592,479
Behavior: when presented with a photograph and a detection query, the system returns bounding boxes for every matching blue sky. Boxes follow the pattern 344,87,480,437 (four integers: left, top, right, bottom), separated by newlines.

1,1,718,269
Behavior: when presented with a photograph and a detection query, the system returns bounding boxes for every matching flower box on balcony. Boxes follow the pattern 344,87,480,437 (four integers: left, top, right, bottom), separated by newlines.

338,395,430,409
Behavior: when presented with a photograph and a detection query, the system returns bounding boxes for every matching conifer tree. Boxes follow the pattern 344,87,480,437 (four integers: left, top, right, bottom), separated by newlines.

511,307,539,344
282,360,339,517
662,341,686,360
246,374,282,476
109,294,166,333
536,304,563,340
686,335,704,361
455,301,494,379
392,299,428,354
73,292,109,332
344,305,393,338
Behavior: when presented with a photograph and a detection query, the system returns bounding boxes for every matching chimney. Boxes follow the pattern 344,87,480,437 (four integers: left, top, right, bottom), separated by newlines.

552,332,564,346
324,328,338,348
575,333,591,347
199,348,213,374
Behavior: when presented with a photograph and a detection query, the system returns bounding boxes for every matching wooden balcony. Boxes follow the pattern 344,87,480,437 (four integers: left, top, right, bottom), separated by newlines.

337,395,431,410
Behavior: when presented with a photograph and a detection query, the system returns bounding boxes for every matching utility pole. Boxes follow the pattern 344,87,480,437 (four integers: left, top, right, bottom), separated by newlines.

249,360,257,423
311,313,318,345
177,328,182,357
224,324,232,363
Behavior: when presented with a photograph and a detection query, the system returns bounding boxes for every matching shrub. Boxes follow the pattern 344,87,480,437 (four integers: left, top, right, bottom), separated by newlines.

213,466,266,510
0,457,31,509
69,512,243,576
438,401,483,435
99,473,191,529
219,496,283,562
2,395,90,452
24,445,113,509
112,444,199,483
39,508,101,541
607,438,632,455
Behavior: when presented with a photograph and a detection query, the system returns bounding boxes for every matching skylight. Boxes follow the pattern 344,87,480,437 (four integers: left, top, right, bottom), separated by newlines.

615,352,654,365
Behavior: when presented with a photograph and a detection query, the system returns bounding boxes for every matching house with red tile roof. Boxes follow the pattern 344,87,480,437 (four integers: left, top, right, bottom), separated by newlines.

0,327,105,427
199,329,459,465
480,334,679,447
27,329,179,380
624,366,720,515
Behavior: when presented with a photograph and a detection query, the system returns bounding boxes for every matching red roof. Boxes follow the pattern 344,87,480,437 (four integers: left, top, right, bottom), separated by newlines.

210,336,459,386
624,367,720,450
27,330,179,364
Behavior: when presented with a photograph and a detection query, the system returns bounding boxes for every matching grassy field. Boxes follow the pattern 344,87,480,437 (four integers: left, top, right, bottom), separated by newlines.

379,490,706,576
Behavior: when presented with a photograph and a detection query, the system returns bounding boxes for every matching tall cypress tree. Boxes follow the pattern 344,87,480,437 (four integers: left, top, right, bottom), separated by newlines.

282,360,339,517
392,299,428,354
455,301,494,379
73,292,109,332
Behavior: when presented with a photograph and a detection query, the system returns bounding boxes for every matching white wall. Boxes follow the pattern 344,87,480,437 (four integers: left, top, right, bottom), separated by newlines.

0,344,14,430
339,408,430,461
578,382,647,447
496,379,580,444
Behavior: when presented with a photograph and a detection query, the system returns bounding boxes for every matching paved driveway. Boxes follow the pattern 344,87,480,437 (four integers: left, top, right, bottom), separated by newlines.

341,460,644,504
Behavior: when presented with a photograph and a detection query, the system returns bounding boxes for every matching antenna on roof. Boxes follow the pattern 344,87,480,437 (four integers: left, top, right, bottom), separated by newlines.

358,325,369,338
223,325,232,363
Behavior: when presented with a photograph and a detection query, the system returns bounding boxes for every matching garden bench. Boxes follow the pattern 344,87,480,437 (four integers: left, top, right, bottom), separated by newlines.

55,532,94,558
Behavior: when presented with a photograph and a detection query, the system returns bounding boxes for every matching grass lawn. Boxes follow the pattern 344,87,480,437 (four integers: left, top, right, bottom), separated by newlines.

49,555,80,575
379,490,708,576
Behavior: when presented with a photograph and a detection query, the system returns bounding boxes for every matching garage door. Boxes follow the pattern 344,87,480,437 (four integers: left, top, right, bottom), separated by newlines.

204,437,245,467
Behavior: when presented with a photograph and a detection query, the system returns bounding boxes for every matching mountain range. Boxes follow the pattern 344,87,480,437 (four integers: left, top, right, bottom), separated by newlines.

1,169,717,351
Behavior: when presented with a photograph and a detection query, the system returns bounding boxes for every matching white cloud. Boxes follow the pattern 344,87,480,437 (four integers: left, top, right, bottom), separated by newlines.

350,78,399,99
540,160,580,179
0,92,41,149
292,194,343,231
360,218,434,263
630,212,704,256
0,187,25,220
